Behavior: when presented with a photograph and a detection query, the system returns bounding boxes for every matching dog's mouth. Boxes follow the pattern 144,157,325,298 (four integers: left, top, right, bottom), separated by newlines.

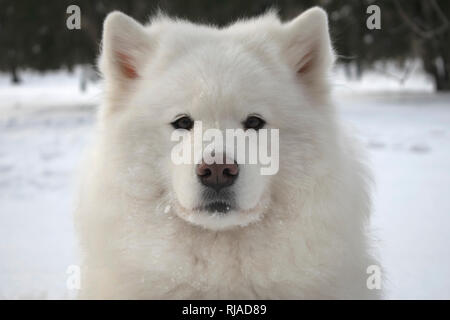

202,201,234,214
172,186,267,230
174,197,266,231
196,188,236,215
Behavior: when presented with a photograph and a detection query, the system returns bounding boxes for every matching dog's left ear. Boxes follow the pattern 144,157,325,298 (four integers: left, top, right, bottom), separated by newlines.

281,7,335,83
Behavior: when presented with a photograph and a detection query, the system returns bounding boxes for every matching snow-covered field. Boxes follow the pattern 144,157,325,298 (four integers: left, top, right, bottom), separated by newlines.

0,67,449,299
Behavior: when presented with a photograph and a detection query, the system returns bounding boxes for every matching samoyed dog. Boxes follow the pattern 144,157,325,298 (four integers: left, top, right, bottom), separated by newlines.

75,7,381,299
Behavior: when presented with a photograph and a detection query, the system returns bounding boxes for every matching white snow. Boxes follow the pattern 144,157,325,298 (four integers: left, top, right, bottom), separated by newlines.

1,67,449,299
335,91,450,299
0,69,98,299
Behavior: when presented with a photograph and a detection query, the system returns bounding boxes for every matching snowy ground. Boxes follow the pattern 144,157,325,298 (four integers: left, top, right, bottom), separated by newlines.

0,67,449,299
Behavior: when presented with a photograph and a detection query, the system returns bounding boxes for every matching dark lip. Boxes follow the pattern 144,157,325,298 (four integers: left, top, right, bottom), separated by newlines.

203,201,234,214
199,188,235,214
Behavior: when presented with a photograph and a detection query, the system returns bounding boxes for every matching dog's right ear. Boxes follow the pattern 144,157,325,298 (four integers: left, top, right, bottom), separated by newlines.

99,11,152,87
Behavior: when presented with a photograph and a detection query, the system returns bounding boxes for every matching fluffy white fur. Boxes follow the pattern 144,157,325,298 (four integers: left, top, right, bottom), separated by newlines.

75,7,381,299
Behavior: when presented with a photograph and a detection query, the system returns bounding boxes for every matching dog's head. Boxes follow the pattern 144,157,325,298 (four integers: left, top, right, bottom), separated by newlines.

97,8,334,230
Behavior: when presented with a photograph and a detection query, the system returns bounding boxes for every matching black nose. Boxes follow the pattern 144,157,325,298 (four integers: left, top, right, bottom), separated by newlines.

196,160,239,192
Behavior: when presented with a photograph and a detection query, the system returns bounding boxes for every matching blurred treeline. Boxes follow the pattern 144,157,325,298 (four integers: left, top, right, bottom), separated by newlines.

0,0,449,90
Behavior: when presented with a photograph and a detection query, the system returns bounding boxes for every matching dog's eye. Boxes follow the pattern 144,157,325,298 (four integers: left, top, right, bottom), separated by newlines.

243,115,265,130
171,116,194,130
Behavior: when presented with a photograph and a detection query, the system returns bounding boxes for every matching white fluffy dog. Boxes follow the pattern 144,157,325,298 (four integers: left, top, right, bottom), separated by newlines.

75,7,381,299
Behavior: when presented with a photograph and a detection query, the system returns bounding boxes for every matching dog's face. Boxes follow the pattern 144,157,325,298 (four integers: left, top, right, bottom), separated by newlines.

98,8,334,230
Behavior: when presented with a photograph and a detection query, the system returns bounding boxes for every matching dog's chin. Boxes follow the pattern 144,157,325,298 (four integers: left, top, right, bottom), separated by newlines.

173,202,264,231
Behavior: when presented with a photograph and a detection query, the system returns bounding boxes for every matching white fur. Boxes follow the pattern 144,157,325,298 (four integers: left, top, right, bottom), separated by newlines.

75,7,381,299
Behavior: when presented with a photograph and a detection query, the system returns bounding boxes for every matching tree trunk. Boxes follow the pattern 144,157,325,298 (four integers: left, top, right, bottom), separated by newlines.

434,73,450,91
437,56,450,91
11,66,21,84
395,0,450,91
430,55,450,91
421,43,450,92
